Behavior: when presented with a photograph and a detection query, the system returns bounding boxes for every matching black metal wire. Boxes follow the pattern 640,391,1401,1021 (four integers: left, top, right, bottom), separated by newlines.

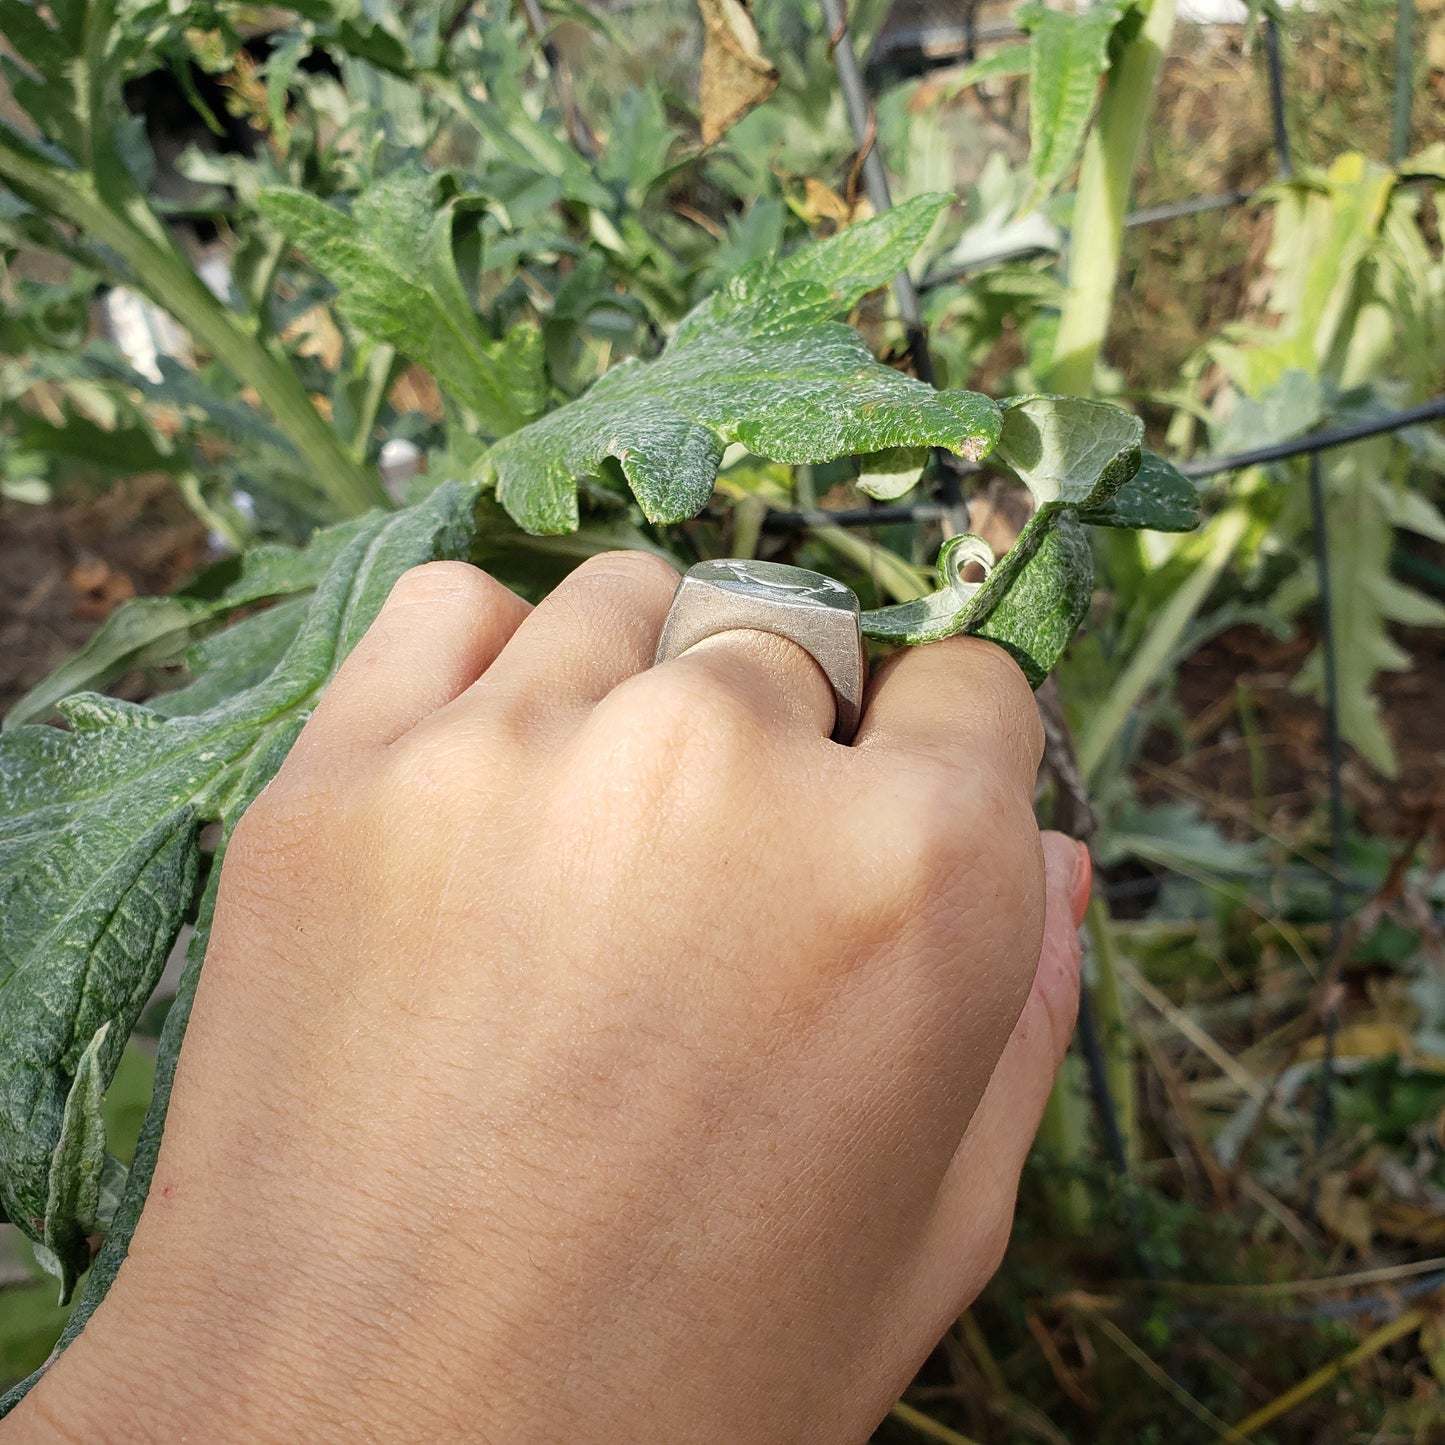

1125,188,1254,228
1307,451,1346,1150
1077,988,1130,1177
919,174,1442,292
1262,16,1293,179
1392,0,1417,165
1179,396,1445,478
762,502,946,533
513,0,599,159
783,2,1423,1200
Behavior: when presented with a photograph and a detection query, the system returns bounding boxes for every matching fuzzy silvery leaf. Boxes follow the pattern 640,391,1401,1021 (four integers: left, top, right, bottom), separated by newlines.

5,598,211,731
772,193,952,304
259,171,545,438
482,198,1000,533
970,515,1095,687
0,483,481,1268
952,41,1031,89
994,394,1144,511
0,761,197,1254
5,814,205,1414
860,392,1184,684
149,598,312,719
854,446,931,501
41,1021,112,1303
858,511,1096,688
1079,451,1201,532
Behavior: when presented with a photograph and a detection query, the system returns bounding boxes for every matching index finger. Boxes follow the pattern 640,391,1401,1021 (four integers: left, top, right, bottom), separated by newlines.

851,636,1044,793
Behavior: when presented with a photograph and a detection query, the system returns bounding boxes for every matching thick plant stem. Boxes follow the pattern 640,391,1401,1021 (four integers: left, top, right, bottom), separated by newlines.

1038,1055,1093,1232
1086,896,1137,1165
0,149,386,516
1045,0,1177,395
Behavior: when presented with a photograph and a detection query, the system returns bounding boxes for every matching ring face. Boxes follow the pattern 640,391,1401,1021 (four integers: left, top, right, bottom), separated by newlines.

655,559,866,743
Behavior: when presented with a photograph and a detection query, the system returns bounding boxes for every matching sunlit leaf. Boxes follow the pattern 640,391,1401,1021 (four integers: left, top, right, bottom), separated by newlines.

1019,0,1135,198
482,198,1000,532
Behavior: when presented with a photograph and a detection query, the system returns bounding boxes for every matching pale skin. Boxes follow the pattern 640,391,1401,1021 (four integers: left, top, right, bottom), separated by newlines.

8,551,1089,1443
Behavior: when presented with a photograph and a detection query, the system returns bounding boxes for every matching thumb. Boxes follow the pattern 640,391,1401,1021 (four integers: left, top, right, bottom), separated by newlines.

921,831,1090,1306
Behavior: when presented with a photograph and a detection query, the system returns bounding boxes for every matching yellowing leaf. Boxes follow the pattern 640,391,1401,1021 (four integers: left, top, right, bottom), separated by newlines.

799,178,872,228
697,0,779,146
1316,1173,1375,1253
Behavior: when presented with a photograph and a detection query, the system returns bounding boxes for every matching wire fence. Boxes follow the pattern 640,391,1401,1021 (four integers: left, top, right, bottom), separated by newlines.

787,0,1436,1180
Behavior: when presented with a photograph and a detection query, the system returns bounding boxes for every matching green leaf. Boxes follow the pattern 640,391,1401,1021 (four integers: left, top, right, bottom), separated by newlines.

5,512,380,731
859,393,1161,684
1293,449,1445,776
1,724,294,1413
1,407,179,477
971,513,1094,688
0,483,481,1271
150,597,311,719
0,778,197,1253
482,204,1000,533
855,446,930,502
773,192,952,307
1079,451,1201,532
994,393,1143,510
1019,0,1133,198
858,534,997,645
258,171,545,438
40,1021,112,1303
856,510,1094,687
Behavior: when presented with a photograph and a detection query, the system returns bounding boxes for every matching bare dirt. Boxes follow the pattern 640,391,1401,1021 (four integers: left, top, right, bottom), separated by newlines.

1143,621,1445,848
0,477,208,718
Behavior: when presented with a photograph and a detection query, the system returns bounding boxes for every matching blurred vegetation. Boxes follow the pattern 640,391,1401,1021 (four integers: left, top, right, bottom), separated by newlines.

2,0,1444,1439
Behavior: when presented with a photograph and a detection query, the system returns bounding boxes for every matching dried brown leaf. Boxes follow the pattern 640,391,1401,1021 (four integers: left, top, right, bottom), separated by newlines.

697,0,778,146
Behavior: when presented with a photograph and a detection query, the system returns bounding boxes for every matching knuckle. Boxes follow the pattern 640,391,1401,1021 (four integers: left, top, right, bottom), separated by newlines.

375,721,514,822
611,664,762,763
867,758,1042,935
578,668,765,832
388,559,495,608
569,549,680,598
377,730,466,812
877,765,979,888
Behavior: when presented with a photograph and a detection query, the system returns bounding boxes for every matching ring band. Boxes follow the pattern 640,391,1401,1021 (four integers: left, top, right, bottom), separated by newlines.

655,560,866,743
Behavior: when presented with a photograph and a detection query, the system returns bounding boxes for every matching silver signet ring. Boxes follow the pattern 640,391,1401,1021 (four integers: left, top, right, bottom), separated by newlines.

654,559,867,744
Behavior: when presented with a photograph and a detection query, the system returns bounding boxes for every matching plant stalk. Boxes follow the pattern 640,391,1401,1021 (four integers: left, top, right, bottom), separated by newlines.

1045,0,1177,395
1085,896,1137,1164
0,147,386,516
1037,1054,1093,1232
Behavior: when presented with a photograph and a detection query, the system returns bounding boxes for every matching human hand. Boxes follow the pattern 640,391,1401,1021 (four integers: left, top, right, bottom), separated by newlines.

16,553,1089,1443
